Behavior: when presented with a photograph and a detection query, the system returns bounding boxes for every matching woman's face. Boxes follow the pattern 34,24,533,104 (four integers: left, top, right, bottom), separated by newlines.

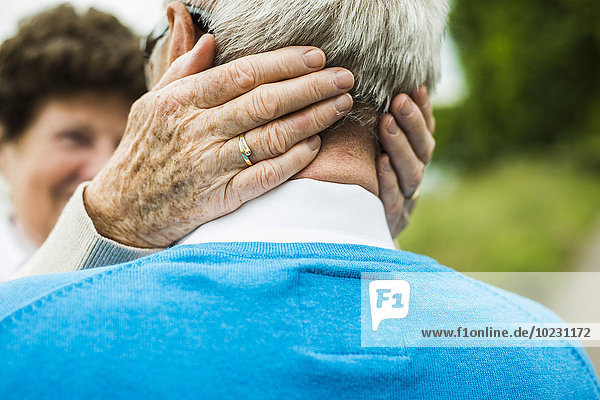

0,91,131,245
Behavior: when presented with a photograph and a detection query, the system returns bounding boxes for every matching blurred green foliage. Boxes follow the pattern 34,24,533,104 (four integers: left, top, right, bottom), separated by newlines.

435,0,600,167
399,157,600,272
398,158,600,272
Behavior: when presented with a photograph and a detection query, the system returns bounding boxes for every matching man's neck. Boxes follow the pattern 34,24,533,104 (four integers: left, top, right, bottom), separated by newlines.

178,178,395,248
292,122,379,196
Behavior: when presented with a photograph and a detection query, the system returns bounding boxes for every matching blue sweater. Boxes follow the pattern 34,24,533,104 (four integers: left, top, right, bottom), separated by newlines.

0,243,598,399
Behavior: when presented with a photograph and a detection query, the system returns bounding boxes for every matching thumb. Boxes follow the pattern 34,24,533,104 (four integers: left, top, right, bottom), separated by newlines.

153,34,216,91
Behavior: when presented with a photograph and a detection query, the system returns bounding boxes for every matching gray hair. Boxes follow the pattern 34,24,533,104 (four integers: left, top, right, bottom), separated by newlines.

188,0,448,131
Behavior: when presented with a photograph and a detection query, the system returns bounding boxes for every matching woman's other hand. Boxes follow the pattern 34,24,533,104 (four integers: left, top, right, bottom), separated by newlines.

377,87,436,238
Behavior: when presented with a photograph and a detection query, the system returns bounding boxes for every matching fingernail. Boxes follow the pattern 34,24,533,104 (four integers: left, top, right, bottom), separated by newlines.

387,117,399,135
333,70,354,89
308,135,321,150
303,49,325,68
334,94,353,114
399,95,412,116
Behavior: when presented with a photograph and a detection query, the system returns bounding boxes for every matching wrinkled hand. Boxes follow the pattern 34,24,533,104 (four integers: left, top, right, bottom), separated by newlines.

85,36,354,248
377,87,436,237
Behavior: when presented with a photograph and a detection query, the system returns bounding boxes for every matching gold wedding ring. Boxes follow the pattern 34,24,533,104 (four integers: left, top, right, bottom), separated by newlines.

239,135,253,166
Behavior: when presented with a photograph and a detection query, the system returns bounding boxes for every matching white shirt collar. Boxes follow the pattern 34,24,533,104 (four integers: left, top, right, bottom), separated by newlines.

178,178,396,249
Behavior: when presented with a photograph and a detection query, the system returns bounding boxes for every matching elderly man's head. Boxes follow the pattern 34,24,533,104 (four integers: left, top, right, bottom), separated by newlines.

151,0,448,134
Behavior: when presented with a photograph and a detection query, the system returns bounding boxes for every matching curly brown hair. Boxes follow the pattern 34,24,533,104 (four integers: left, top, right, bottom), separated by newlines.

0,4,147,142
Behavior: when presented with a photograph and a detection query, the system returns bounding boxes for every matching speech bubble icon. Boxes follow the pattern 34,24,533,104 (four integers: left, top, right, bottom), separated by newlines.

369,280,411,331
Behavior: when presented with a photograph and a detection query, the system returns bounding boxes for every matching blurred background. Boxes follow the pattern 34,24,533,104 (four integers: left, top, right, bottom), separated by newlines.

1,0,598,275
400,0,600,275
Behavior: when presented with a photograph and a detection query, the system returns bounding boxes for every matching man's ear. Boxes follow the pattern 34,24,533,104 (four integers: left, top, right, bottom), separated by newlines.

166,2,197,66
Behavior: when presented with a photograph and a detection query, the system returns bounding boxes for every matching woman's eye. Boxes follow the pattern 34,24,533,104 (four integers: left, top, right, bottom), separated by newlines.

58,131,93,147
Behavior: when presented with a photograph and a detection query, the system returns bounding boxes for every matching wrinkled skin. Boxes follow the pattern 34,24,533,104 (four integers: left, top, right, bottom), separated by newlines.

378,87,436,236
86,32,435,247
86,42,353,247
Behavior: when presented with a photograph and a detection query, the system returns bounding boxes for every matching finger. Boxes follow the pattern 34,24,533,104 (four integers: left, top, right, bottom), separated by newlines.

225,93,352,167
210,67,354,138
404,195,418,216
171,46,328,107
379,114,425,198
225,136,321,207
412,86,435,133
390,94,436,164
154,34,216,91
377,154,402,212
399,196,418,234
377,154,406,237
399,207,411,235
